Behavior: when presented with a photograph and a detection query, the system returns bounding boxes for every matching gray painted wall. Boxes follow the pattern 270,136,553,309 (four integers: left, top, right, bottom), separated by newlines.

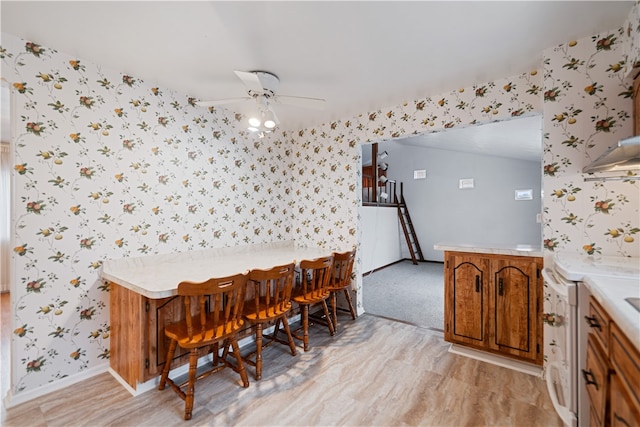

371,142,542,262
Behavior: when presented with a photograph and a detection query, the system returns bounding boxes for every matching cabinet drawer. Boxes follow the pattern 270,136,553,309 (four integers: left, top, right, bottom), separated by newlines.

585,335,610,427
610,374,640,427
610,322,640,411
586,298,610,352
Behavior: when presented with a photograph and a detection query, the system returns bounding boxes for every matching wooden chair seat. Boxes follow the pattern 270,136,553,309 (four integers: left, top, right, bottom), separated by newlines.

291,256,335,352
327,249,357,332
291,289,331,304
243,299,293,322
158,273,249,420
240,263,297,380
164,314,245,348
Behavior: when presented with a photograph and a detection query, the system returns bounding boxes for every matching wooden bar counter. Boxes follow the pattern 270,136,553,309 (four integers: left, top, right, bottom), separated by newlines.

102,241,331,394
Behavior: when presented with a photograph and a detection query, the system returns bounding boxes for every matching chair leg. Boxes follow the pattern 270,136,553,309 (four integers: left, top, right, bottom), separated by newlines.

255,323,263,381
184,349,198,420
212,342,220,365
221,338,230,360
343,289,357,320
272,318,281,342
158,338,177,391
280,315,297,356
302,304,309,352
321,300,335,336
331,291,339,331
230,338,249,387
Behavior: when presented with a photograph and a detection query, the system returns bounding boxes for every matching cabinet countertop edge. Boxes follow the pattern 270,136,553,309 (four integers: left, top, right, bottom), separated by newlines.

584,275,640,353
434,242,543,258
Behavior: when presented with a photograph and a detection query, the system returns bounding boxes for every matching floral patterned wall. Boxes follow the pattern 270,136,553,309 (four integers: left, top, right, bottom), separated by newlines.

542,19,640,257
1,31,356,401
2,1,639,404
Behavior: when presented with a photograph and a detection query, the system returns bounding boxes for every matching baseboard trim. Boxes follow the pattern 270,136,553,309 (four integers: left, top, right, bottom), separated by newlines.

3,362,109,409
363,259,443,275
364,312,444,334
448,344,542,377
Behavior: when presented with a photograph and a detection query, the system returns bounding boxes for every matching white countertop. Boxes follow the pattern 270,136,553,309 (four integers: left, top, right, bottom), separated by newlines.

553,251,640,281
102,241,333,298
434,242,543,257
584,275,640,352
552,251,640,352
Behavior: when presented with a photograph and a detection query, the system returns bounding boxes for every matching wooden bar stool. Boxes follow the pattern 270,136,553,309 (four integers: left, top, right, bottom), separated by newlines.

157,273,249,420
242,263,297,380
291,255,335,351
328,250,357,332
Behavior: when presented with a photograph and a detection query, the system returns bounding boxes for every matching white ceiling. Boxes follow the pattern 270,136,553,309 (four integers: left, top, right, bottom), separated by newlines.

0,1,634,158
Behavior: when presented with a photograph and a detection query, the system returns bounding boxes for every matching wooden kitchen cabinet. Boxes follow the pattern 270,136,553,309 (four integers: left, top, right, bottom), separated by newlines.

444,251,543,365
584,297,640,427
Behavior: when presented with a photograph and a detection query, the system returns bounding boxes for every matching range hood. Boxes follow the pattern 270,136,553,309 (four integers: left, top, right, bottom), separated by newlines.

583,135,640,173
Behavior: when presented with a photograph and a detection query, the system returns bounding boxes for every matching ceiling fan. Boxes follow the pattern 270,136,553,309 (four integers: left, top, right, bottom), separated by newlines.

195,71,326,136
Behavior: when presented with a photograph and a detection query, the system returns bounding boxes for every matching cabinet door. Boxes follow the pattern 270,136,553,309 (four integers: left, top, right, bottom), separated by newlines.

585,335,610,427
490,257,541,363
143,295,210,381
610,374,640,427
444,253,489,347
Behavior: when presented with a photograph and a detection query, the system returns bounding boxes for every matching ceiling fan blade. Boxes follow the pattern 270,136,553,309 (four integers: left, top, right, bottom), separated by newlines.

274,95,326,110
195,97,251,107
234,70,264,93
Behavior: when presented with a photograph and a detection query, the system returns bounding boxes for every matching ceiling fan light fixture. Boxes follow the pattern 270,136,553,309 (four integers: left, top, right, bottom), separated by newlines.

248,117,261,127
263,109,276,129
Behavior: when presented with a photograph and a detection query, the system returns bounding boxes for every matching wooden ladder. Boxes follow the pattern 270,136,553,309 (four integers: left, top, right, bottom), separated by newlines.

395,183,424,265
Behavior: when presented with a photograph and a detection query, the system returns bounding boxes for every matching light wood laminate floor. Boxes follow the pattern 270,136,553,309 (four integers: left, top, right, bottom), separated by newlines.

1,312,562,426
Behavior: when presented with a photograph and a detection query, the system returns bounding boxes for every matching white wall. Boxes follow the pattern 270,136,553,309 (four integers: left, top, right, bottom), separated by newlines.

377,144,542,262
359,206,402,272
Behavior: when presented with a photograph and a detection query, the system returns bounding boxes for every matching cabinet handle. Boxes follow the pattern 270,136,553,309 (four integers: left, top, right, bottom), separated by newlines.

498,278,504,296
614,413,631,427
581,369,599,390
584,316,602,330
475,275,480,293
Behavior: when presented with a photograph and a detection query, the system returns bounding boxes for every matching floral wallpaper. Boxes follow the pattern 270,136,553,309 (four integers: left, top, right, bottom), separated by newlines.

2,1,639,405
542,23,640,257
0,32,355,401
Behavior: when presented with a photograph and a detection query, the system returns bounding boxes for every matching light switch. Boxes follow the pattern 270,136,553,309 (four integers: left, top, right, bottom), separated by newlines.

515,189,533,200
459,178,474,189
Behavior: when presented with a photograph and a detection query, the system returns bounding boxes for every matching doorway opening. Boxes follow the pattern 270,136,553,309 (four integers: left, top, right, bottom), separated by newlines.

1,79,13,401
363,260,445,331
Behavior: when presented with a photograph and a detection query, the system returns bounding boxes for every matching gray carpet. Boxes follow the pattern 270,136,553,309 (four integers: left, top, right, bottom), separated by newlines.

363,260,444,331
